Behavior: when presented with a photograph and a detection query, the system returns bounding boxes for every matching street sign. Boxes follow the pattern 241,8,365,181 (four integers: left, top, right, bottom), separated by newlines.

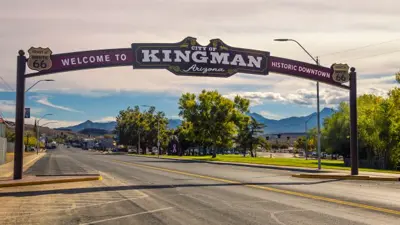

27,47,53,71
132,37,270,77
24,108,30,118
331,63,350,83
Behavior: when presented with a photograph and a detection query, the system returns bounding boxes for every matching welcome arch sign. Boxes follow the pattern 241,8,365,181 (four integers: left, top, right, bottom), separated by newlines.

13,36,358,179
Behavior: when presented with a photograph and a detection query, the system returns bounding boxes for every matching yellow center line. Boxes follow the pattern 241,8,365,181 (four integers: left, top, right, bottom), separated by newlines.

111,159,400,216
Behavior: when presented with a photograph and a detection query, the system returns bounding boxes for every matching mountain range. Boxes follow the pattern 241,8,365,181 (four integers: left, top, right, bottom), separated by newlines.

248,107,335,134
57,107,335,134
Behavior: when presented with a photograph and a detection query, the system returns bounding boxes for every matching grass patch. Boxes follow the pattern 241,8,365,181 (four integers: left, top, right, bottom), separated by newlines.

130,154,400,174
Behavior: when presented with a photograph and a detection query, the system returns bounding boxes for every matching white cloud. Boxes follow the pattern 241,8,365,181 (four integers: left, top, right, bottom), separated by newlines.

4,116,82,129
259,111,284,120
31,95,83,113
225,88,351,108
0,100,15,113
0,0,399,98
93,116,116,122
0,100,44,116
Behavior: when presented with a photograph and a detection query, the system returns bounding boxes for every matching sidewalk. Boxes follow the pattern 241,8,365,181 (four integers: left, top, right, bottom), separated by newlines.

0,149,102,188
0,152,46,178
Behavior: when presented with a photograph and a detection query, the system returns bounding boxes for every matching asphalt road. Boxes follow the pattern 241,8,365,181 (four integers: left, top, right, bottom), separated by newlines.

7,146,400,224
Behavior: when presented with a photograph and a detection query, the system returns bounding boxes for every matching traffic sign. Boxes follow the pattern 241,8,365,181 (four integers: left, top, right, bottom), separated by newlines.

332,63,350,83
27,47,53,71
24,108,30,118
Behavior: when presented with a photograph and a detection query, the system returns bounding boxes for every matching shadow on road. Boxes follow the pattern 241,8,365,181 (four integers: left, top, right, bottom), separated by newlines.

0,179,339,197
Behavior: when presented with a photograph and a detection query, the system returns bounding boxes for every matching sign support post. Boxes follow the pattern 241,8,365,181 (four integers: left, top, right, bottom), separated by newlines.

14,50,27,180
349,67,358,175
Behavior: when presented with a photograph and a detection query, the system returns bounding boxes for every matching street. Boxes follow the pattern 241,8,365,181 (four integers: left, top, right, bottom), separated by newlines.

1,146,399,225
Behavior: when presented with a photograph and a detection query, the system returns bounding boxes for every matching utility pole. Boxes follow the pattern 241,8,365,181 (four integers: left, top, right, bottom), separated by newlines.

157,118,160,158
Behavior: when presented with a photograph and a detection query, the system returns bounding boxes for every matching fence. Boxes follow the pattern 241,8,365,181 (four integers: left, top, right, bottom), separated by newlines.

0,137,7,165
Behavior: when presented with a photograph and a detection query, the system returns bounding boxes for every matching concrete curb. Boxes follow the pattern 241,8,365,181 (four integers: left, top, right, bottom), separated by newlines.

0,175,102,188
128,154,327,173
292,174,400,181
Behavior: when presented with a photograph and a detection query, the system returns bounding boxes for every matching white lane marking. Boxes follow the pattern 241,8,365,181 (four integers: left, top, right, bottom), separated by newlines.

80,207,174,225
1,196,149,219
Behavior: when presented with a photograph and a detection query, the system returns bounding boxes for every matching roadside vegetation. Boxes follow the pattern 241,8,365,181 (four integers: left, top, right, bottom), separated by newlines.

116,86,400,171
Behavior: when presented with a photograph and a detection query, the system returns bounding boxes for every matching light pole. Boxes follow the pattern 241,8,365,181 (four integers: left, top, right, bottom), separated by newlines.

141,105,160,158
274,38,321,170
41,121,57,127
36,113,53,154
39,121,57,150
24,79,55,152
25,79,54,93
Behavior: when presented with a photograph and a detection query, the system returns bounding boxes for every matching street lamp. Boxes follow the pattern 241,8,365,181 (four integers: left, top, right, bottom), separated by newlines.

41,121,57,127
25,79,54,93
36,113,53,154
274,38,322,170
24,79,55,151
39,121,57,151
141,105,160,158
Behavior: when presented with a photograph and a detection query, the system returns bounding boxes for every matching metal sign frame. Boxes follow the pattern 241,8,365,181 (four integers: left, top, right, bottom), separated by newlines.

13,38,358,180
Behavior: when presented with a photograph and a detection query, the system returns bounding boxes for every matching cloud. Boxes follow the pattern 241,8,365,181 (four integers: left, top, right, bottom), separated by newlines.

0,99,45,118
0,0,399,100
93,116,116,122
4,116,82,129
31,95,83,113
0,100,15,113
226,88,350,108
259,111,284,120
224,91,286,106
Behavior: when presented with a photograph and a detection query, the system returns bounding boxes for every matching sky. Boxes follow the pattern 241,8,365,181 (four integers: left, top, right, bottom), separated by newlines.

0,0,399,128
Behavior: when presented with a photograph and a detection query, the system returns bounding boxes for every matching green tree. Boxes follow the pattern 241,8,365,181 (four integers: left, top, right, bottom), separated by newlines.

115,105,168,154
178,90,248,158
321,89,400,169
321,102,350,157
294,136,306,151
380,88,400,169
246,117,266,157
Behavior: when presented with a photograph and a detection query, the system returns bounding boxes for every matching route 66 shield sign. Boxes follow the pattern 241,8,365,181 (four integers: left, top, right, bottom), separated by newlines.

331,63,350,83
27,47,53,71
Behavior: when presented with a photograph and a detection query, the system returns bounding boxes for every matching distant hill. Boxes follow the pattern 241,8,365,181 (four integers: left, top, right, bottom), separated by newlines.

56,108,335,134
57,120,117,132
248,107,335,134
168,119,182,129
79,128,110,136
57,119,182,132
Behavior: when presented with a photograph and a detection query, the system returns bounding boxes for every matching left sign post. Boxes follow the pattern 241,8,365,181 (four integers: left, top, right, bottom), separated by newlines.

14,50,27,180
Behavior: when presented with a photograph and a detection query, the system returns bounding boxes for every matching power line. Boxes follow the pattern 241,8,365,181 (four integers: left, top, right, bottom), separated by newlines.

319,38,400,57
341,49,400,61
0,76,14,91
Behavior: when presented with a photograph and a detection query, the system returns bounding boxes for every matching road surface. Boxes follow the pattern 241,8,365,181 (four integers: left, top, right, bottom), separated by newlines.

2,146,399,225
